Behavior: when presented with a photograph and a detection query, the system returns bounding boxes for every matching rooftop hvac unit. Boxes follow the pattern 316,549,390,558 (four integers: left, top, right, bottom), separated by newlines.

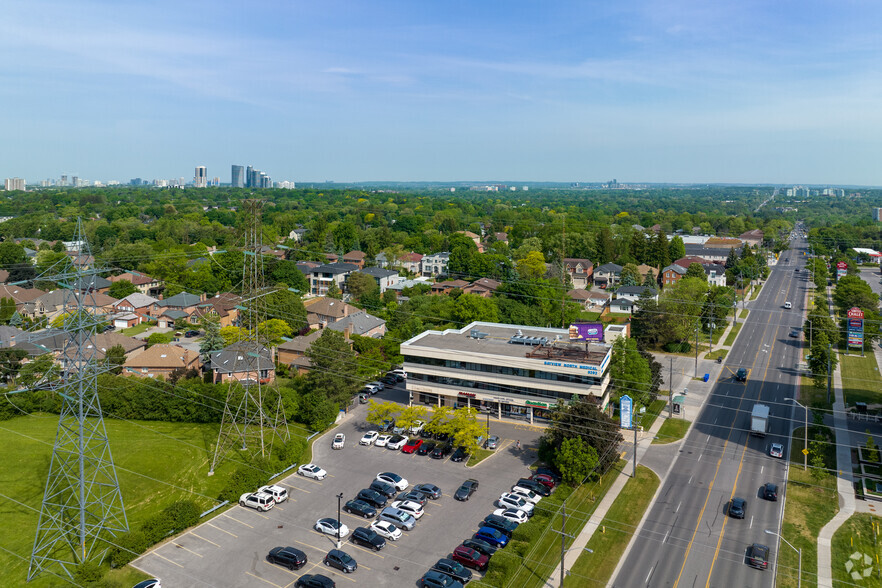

470,330,488,339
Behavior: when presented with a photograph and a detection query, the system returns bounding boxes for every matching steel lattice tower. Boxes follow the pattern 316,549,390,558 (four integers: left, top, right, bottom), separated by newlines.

210,199,289,474
28,219,128,581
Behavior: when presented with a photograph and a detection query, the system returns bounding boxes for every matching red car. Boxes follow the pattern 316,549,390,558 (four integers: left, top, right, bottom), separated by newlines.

530,474,556,489
452,545,489,571
401,438,423,454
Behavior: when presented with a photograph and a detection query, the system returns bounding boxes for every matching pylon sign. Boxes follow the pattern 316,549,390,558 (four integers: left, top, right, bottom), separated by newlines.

847,307,864,349
620,395,633,429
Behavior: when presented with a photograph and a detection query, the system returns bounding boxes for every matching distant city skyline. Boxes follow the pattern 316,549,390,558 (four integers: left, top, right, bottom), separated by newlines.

2,1,882,185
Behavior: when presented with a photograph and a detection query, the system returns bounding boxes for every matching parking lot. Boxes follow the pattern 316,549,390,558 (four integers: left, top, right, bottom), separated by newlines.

133,401,545,587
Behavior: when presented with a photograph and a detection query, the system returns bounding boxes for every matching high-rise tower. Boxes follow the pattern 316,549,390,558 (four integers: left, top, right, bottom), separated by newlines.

231,165,244,188
194,166,208,188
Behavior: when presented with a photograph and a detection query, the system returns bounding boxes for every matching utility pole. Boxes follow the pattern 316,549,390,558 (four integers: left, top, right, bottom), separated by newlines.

633,426,638,477
668,357,673,419
694,325,699,378
826,343,833,405
559,502,566,588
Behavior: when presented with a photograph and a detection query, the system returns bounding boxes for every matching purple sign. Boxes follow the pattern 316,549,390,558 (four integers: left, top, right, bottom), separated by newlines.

569,322,604,342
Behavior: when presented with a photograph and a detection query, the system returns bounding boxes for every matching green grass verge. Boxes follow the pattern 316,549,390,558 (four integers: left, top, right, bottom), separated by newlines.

839,352,882,407
474,460,626,588
119,322,155,336
750,285,762,300
705,348,729,361
775,430,839,588
637,399,667,432
0,414,307,587
564,465,660,587
800,375,831,411
830,513,882,586
652,418,691,444
739,309,749,319
723,321,744,346
467,448,494,467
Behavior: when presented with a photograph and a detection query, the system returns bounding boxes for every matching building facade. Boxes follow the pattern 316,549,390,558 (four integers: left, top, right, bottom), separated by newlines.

194,166,207,188
231,165,245,188
401,321,613,422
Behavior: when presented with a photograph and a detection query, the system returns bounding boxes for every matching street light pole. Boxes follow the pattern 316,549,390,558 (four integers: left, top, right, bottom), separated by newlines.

765,529,801,588
787,398,808,471
336,492,344,549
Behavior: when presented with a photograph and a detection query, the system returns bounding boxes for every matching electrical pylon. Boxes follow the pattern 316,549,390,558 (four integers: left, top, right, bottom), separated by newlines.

28,219,128,581
209,199,289,474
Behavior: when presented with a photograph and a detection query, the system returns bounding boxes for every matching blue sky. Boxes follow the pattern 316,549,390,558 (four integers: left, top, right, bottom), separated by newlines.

2,0,881,185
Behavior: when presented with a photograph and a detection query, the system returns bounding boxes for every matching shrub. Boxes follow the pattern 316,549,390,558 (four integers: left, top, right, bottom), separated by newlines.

108,530,148,568
218,457,271,503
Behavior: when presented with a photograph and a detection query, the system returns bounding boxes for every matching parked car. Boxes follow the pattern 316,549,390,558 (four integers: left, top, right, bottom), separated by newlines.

419,428,435,439
350,527,386,551
239,492,275,512
392,368,407,379
492,508,529,524
390,499,424,519
132,580,161,588
769,443,784,458
534,467,561,485
258,484,289,503
267,546,307,570
419,570,463,588
295,574,336,588
762,483,779,501
746,543,770,569
454,479,479,501
482,514,518,536
298,464,327,480
323,549,357,573
370,520,402,541
408,420,426,435
485,435,499,449
356,488,388,509
510,486,542,504
497,493,534,514
344,499,377,519
369,381,385,391
450,447,469,462
386,435,409,450
431,443,453,459
452,545,489,571
376,472,409,491
369,480,397,498
413,483,442,499
377,507,416,531
379,419,395,432
432,558,473,584
360,431,379,446
388,371,404,383
473,527,509,548
434,431,450,442
381,374,397,386
728,497,746,519
375,434,393,447
314,518,349,538
332,433,345,450
396,490,428,507
462,538,497,557
529,473,557,490
361,385,378,396
515,478,550,497
417,440,437,455
401,438,423,454
184,330,200,337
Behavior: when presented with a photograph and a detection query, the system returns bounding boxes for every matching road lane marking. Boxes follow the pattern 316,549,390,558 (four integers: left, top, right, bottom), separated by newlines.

646,565,655,584
688,476,693,485
676,501,681,513
750,516,754,529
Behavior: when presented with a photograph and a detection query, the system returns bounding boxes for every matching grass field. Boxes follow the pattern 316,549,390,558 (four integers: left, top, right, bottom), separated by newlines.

839,352,882,407
0,414,306,587
652,418,691,444
474,460,626,588
831,513,882,587
564,465,660,587
638,399,667,432
705,348,729,361
723,321,744,346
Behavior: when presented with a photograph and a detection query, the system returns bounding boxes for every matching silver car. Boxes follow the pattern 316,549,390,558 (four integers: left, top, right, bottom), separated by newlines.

485,435,499,449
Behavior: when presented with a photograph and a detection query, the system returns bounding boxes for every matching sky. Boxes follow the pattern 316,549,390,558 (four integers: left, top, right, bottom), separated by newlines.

2,0,882,185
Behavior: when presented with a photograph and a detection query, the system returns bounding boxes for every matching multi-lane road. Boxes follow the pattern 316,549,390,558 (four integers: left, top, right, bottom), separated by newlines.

615,237,810,587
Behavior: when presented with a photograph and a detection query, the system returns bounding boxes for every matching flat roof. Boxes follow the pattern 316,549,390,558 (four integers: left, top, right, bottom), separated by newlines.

403,321,609,366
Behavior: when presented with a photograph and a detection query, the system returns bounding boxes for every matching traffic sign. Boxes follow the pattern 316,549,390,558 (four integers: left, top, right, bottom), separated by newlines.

620,395,632,429
802,448,809,456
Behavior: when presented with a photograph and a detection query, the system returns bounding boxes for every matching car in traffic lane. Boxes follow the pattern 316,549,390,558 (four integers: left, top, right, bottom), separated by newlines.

770,443,784,458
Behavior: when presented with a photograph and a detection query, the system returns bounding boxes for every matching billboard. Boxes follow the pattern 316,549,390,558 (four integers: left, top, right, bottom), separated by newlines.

837,261,848,280
569,322,604,342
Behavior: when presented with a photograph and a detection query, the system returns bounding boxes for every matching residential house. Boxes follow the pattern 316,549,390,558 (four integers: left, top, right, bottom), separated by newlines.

342,250,366,269
562,258,594,289
70,276,113,293
609,298,635,314
739,229,764,248
493,232,508,244
661,264,688,287
123,344,201,379
673,256,710,269
399,252,424,274
303,297,359,329
682,244,734,263
421,252,450,277
56,332,147,369
702,263,727,287
324,253,339,263
111,293,159,324
190,293,242,328
65,251,94,269
296,261,320,276
704,237,743,250
308,262,359,296
593,263,623,288
636,264,656,281
327,311,386,338
151,291,206,328
209,341,274,385
288,228,307,242
374,252,391,269
358,267,402,293
462,277,500,298
430,280,469,295
0,284,45,311
457,231,481,246
107,272,164,297
616,286,658,304
276,330,324,374
21,290,118,321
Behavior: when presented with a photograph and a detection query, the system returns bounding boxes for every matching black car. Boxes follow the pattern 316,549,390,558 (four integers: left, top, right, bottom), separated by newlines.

267,546,307,570
370,480,397,498
420,570,463,588
381,374,398,386
746,543,769,569
762,483,779,501
295,574,336,588
462,538,497,557
535,467,561,485
356,488,388,509
184,330,200,337
419,428,435,439
482,515,517,536
789,328,801,338
434,432,450,442
350,527,386,551
450,446,469,462
344,499,377,519
396,490,428,507
323,549,357,573
728,497,746,519
454,479,479,501
431,443,453,459
417,440,437,454
432,558,473,584
515,478,551,497
414,483,442,499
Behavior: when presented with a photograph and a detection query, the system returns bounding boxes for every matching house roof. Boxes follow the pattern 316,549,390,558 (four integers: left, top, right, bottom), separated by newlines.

30,289,117,312
310,262,359,275
470,277,500,291
303,297,358,319
610,298,634,310
209,341,273,374
400,252,423,263
704,237,743,247
563,258,593,269
359,267,399,279
673,256,709,268
596,263,623,273
617,285,657,296
326,311,386,336
161,309,189,320
277,330,324,354
342,250,366,260
684,245,738,258
636,264,655,276
156,292,202,308
124,344,200,370
113,293,159,309
0,284,45,304
69,276,112,291
423,251,451,261
739,229,764,240
458,231,480,239
57,332,147,362
662,264,688,275
0,325,27,346
494,232,508,241
432,280,469,289
567,289,591,301
108,271,158,286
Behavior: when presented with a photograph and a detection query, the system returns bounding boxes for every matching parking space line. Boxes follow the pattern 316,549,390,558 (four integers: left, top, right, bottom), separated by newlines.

245,571,283,587
149,550,184,568
260,560,300,577
188,532,221,548
322,568,357,583
347,543,385,559
341,512,372,522
172,541,203,557
283,483,312,493
295,538,328,552
223,514,254,528
206,522,237,537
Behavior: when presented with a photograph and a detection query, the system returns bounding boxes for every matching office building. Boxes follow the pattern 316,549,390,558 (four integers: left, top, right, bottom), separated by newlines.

401,321,613,422
874,208,882,222
231,165,244,188
194,166,208,188
4,178,26,191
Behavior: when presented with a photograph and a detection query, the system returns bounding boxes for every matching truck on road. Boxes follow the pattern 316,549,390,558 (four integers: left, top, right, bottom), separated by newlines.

751,404,770,437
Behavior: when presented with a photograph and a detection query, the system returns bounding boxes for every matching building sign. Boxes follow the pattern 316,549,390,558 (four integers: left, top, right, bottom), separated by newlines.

837,261,848,280
458,391,476,398
525,400,549,408
542,360,600,376
569,322,604,342
848,307,864,349
847,307,865,319
620,395,632,429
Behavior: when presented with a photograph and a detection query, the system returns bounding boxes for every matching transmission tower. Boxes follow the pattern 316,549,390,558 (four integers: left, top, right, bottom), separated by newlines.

210,199,289,474
28,219,128,581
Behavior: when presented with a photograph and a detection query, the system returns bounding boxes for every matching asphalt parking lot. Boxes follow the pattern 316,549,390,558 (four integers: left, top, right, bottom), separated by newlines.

133,400,545,587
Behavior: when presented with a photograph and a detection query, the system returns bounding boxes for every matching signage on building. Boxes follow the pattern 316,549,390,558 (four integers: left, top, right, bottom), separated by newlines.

837,261,848,280
569,322,604,342
620,395,632,429
525,400,549,408
542,360,600,375
458,391,476,398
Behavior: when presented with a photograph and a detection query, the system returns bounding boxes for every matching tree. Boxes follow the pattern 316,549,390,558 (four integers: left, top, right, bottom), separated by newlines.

396,405,429,432
833,275,878,315
256,318,293,347
367,399,399,427
630,298,664,348
809,433,828,482
424,406,452,436
516,251,547,281
146,332,172,347
0,348,28,384
554,436,599,485
327,281,343,300
725,248,738,270
305,330,359,406
609,337,653,408
642,270,656,288
108,279,138,300
0,298,15,324
200,315,225,357
685,263,706,281
449,407,488,456
298,391,338,431
105,344,126,375
454,293,499,324
658,277,708,343
347,272,378,301
18,354,58,388
620,263,641,287
866,431,880,463
539,398,622,473
808,332,837,389
669,235,686,261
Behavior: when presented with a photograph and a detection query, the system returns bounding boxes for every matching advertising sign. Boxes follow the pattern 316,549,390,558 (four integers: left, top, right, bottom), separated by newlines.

568,322,604,342
849,318,863,329
848,307,864,349
837,261,848,280
620,395,633,429
847,307,865,319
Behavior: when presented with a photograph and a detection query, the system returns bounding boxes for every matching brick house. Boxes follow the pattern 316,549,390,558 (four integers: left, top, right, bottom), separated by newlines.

276,330,324,375
111,293,159,323
462,277,501,298
661,264,688,287
107,272,164,297
303,297,359,329
342,250,366,269
430,280,470,295
123,344,202,379
209,341,274,385
563,258,594,289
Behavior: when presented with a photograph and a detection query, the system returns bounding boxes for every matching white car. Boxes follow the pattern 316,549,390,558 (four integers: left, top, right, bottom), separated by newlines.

493,508,529,524
408,420,425,435
386,435,409,450
770,443,784,458
239,492,275,512
510,486,542,504
392,368,407,380
498,492,534,514
297,463,327,480
258,484,289,503
375,434,392,447
315,518,349,538
370,520,402,541
360,431,379,446
369,380,385,391
784,301,792,309
390,500,424,519
332,433,345,450
376,472,409,491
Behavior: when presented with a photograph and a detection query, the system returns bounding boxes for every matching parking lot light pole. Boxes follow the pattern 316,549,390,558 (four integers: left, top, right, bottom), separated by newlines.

765,529,801,588
336,493,344,549
786,398,808,471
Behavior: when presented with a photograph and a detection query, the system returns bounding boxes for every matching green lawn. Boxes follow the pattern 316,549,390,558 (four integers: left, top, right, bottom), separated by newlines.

475,460,626,588
652,418,691,444
739,309,749,319
638,399,667,432
839,352,882,407
800,374,831,410
564,465,660,587
0,414,305,587
723,321,744,346
705,348,729,361
119,322,155,336
831,514,882,587
467,448,494,467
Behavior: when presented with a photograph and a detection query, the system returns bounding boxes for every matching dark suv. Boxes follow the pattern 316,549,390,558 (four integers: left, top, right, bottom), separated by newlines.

516,478,551,497
762,483,778,501
431,558,473,584
356,488,388,508
295,575,336,588
746,543,769,569
344,499,376,519
735,368,748,382
450,447,469,462
267,546,307,570
369,479,397,498
350,527,386,551
482,514,518,536
431,443,453,459
728,497,746,519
